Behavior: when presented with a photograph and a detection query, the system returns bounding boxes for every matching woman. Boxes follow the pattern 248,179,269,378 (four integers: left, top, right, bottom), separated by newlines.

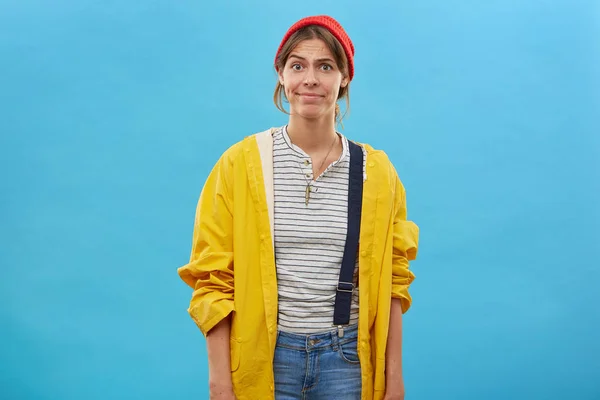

178,15,419,400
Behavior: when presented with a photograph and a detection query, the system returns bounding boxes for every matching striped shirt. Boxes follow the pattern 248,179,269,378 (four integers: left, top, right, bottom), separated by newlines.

273,126,361,334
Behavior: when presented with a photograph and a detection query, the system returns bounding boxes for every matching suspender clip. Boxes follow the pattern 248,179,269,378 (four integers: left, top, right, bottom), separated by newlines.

337,281,354,293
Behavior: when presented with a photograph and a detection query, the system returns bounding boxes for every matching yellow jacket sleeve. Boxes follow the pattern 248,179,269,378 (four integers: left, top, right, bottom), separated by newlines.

391,172,419,313
178,150,236,336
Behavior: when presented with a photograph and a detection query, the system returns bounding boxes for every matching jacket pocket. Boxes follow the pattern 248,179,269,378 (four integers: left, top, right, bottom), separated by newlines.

230,338,241,372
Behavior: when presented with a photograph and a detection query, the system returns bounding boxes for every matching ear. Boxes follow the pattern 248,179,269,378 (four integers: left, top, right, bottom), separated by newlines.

278,69,285,86
340,77,349,88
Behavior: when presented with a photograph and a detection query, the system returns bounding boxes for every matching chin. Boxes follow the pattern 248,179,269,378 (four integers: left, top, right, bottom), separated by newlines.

293,105,331,120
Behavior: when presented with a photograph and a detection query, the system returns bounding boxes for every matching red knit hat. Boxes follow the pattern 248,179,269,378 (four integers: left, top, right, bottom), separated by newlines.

274,15,355,81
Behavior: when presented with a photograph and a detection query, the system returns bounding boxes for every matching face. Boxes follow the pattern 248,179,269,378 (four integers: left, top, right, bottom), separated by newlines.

278,38,348,121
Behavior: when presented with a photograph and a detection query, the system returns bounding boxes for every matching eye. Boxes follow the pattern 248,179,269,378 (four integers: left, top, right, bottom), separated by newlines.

321,64,333,71
291,63,303,71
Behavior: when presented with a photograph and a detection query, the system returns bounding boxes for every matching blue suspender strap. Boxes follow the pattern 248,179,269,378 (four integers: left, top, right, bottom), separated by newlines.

333,140,364,330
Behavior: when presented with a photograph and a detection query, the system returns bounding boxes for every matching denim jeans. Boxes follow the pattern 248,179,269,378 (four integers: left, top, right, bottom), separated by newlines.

273,324,362,400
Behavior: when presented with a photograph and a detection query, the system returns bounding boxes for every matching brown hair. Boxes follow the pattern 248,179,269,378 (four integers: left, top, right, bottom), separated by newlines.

274,25,351,126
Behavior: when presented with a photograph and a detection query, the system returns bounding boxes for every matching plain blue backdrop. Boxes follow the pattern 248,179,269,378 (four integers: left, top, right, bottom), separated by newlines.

1,0,598,399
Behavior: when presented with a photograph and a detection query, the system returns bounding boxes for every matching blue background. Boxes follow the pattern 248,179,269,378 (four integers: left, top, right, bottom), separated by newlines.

1,0,598,399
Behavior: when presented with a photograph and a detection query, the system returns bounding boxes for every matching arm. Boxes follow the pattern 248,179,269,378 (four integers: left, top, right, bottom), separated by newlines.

384,299,405,399
207,315,235,397
385,173,419,399
389,174,418,313
177,149,237,396
178,150,235,335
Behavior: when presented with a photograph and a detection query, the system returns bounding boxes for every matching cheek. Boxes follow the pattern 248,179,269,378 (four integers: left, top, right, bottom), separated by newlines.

285,85,295,100
325,76,342,92
283,78,300,96
326,83,341,98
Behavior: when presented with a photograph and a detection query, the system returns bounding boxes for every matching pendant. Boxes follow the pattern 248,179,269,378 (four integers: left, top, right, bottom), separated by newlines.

305,185,311,206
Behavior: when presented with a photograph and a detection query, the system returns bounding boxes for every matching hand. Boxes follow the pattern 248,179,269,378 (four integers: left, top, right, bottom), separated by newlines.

383,389,405,400
209,381,237,400
383,377,405,400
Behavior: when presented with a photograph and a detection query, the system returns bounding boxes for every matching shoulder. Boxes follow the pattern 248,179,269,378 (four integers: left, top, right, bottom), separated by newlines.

218,126,281,166
348,139,386,159
349,139,409,197
350,140,396,174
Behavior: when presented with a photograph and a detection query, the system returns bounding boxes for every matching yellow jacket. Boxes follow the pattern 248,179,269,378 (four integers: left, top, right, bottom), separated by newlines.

178,127,419,400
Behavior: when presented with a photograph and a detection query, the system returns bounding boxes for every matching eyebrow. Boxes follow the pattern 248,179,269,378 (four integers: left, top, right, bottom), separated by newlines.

288,54,336,64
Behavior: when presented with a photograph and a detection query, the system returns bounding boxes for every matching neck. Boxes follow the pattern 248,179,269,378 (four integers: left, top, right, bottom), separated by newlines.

286,114,338,153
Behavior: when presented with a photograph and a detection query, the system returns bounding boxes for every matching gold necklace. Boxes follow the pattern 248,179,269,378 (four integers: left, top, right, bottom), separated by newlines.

303,135,339,206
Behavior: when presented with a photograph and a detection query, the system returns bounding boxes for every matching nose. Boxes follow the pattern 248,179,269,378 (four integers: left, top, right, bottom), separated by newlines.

303,67,318,86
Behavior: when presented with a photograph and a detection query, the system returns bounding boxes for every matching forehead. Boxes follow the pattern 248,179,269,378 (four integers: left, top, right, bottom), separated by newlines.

289,38,334,60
